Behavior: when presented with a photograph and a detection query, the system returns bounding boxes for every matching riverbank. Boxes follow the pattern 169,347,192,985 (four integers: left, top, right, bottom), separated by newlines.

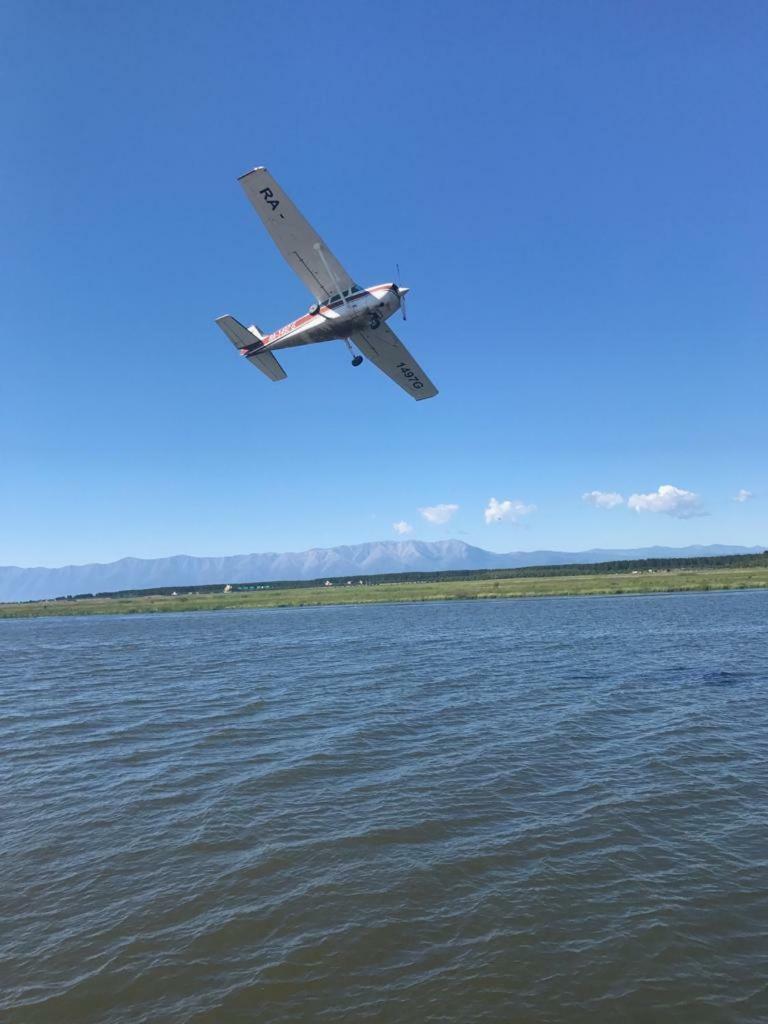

2,566,768,618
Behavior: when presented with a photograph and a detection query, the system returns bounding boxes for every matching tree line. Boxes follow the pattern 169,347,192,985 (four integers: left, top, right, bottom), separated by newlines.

53,551,768,601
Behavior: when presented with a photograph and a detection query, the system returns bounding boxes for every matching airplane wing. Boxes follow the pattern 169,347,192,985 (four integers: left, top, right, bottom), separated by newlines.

349,322,438,401
238,167,356,302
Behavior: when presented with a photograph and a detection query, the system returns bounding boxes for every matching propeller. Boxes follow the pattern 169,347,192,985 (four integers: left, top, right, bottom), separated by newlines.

395,264,408,320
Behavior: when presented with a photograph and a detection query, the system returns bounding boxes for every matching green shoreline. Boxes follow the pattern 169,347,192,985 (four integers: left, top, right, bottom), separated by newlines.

2,567,767,619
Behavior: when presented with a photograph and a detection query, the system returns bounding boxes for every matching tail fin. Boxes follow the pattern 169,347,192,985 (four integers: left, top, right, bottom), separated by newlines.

216,314,263,349
215,315,287,382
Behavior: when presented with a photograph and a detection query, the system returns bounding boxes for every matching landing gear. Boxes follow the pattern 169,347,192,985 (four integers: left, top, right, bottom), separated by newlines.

308,303,320,315
345,339,363,367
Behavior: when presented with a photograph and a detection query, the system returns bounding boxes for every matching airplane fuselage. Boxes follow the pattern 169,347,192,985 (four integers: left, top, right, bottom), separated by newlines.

243,283,403,356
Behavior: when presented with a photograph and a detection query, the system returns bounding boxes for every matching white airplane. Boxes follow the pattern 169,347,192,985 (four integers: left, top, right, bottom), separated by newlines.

216,167,438,401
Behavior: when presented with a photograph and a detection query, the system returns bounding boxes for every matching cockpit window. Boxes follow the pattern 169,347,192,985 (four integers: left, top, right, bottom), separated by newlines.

326,288,362,305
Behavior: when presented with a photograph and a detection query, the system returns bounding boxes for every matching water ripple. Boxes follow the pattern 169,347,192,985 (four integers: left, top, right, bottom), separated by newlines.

2,591,768,1023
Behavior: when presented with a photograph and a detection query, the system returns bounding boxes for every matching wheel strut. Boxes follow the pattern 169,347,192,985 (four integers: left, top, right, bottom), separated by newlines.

345,339,363,367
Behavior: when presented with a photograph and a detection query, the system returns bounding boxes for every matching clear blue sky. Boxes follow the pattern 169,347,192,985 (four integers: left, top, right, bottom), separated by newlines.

2,0,766,566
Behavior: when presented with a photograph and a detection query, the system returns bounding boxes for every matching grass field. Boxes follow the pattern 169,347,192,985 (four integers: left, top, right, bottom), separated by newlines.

2,567,768,619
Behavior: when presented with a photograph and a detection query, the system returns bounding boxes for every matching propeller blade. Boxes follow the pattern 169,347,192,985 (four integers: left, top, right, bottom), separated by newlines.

395,264,407,319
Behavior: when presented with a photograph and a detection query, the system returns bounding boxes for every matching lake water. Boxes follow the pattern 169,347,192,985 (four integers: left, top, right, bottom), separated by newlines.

2,591,767,1023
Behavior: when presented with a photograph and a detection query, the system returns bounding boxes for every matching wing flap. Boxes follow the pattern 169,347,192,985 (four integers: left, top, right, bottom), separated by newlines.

349,322,438,401
239,167,355,302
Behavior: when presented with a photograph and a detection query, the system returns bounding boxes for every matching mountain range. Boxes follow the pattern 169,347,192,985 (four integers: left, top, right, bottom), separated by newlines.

1,540,764,603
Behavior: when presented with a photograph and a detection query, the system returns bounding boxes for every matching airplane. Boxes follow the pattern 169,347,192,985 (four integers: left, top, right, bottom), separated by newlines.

215,167,438,401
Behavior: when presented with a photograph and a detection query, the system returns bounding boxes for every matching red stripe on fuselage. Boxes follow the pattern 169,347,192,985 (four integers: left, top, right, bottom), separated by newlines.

262,285,392,345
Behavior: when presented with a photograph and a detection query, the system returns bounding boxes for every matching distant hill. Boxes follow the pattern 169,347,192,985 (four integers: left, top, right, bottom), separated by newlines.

1,540,765,603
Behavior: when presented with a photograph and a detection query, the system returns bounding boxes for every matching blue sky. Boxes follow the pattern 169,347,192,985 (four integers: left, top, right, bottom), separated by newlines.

2,0,766,566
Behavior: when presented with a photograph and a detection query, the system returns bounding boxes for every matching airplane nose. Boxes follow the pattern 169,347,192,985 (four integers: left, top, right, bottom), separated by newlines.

396,286,409,297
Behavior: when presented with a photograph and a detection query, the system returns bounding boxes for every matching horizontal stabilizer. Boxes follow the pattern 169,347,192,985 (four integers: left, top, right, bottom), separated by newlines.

215,314,286,381
216,314,260,349
246,349,287,382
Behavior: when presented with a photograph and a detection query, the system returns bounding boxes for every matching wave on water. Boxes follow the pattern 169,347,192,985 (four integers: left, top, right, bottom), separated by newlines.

2,591,768,1023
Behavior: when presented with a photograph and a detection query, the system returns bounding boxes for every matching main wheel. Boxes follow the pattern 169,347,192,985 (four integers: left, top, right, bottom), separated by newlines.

351,355,363,367
309,303,320,315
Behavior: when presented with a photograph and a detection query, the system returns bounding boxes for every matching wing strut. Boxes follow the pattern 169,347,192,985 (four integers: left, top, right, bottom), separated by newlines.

313,242,349,310
238,168,356,301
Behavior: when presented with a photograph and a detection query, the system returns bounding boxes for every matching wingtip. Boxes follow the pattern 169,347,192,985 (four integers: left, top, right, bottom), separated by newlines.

237,166,267,181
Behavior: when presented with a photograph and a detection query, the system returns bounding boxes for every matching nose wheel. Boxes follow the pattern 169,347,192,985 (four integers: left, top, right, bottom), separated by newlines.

351,355,363,367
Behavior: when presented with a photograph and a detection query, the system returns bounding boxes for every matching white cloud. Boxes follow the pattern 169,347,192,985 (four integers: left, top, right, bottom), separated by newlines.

627,484,705,519
419,503,459,525
733,489,754,503
582,490,625,509
484,497,536,525
392,520,413,535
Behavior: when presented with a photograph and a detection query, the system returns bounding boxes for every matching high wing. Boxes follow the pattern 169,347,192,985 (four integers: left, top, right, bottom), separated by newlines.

349,322,438,401
238,167,355,302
